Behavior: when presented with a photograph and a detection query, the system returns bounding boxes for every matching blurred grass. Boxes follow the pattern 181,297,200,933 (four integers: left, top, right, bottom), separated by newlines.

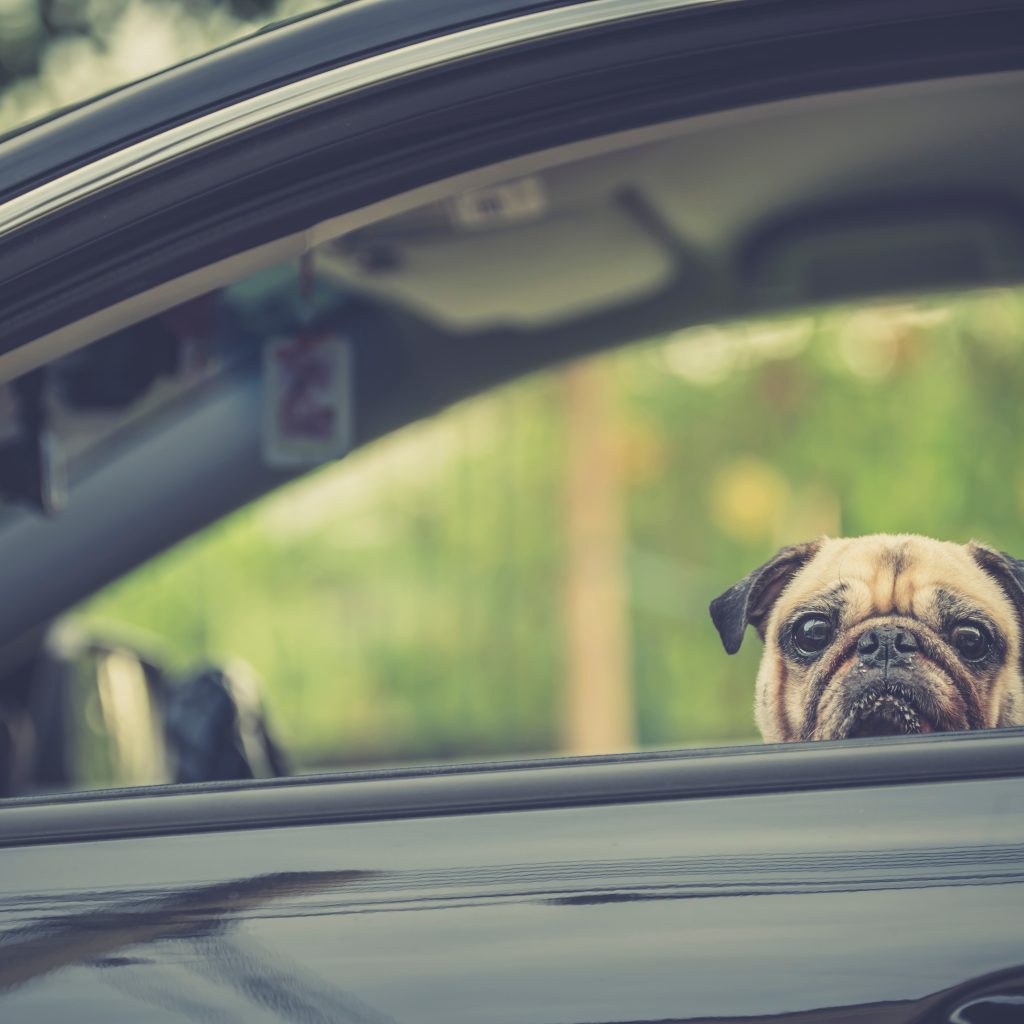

75,288,1024,768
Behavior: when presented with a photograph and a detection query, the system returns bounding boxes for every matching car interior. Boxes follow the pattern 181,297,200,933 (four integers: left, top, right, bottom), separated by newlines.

1,66,1023,796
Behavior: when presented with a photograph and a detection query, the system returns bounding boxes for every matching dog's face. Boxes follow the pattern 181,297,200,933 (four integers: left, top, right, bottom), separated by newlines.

710,534,1024,741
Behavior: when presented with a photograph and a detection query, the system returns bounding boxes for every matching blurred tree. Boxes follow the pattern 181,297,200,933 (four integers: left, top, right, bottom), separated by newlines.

0,0,328,131
0,0,276,82
561,361,635,755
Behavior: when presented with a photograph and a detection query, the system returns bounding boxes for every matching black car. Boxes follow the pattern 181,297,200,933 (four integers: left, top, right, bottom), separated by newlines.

1,0,1024,1021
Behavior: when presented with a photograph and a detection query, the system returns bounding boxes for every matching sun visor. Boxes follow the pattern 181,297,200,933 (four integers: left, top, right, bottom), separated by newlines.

318,183,677,332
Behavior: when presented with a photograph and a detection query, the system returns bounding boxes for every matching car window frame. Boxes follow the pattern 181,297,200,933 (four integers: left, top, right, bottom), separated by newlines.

4,727,1024,846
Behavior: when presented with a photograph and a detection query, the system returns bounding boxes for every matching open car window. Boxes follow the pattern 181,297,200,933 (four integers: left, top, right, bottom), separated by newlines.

12,277,1024,790
1,65,1024,794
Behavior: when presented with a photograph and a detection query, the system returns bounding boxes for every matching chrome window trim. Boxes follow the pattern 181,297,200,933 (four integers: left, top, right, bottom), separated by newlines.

0,0,736,238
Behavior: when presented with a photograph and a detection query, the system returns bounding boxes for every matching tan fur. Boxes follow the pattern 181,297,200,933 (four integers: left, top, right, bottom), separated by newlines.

746,535,1024,741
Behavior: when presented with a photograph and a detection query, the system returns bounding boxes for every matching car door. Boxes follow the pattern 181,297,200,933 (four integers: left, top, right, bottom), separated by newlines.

1,0,1024,1021
3,736,1024,1022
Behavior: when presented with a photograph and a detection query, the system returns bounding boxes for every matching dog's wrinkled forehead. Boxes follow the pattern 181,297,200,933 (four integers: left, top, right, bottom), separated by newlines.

773,535,1015,630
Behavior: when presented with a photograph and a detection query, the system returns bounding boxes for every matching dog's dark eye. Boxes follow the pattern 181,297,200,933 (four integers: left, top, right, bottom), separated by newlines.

793,615,832,655
952,622,990,662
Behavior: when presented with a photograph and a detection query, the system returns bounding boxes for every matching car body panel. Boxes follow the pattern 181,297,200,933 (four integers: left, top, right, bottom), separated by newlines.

1,756,1023,1022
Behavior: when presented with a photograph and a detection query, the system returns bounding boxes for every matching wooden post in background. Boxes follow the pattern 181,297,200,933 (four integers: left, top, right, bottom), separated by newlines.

561,359,635,755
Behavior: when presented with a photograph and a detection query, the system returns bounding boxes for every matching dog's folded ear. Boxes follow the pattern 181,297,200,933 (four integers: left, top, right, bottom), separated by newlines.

969,542,1024,617
709,540,821,654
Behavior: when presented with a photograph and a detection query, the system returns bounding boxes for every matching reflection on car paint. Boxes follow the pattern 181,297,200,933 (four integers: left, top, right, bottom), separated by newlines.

1,777,1023,1023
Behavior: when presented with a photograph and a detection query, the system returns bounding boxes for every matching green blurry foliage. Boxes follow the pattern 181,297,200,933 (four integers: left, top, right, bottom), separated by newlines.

0,0,331,132
78,289,1024,767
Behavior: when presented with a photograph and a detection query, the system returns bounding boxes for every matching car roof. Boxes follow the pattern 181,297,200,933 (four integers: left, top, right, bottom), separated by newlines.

0,0,611,203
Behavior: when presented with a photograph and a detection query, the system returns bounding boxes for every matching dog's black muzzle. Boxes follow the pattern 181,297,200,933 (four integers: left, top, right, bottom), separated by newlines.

840,625,937,737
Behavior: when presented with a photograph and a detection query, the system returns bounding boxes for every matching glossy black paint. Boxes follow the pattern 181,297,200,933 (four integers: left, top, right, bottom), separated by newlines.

1,735,1023,1022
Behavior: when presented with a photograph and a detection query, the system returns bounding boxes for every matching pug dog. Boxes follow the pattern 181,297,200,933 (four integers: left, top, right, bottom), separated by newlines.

709,534,1024,741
